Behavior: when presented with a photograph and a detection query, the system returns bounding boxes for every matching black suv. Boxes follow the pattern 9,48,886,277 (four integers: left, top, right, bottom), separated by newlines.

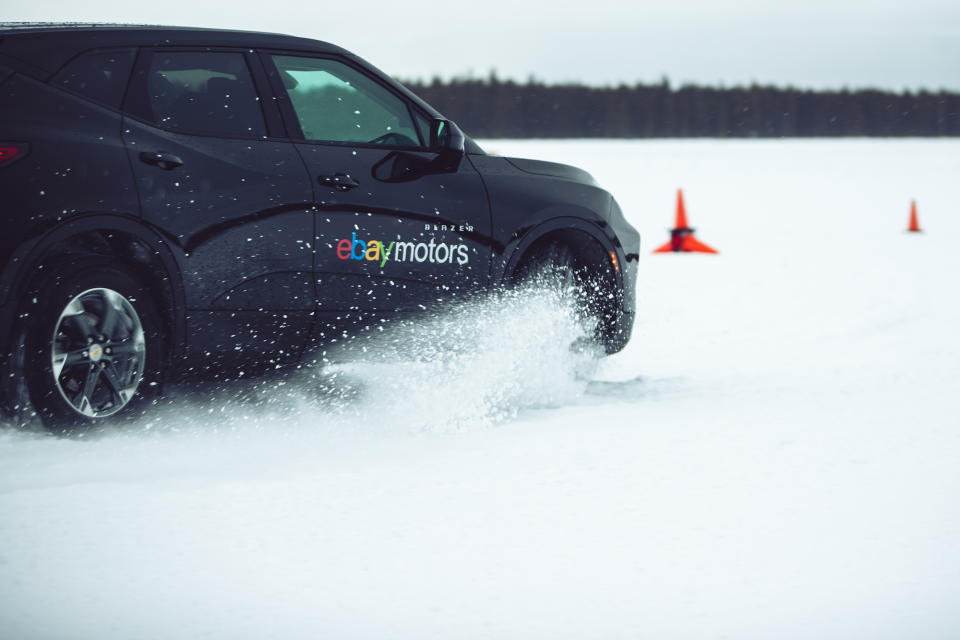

0,24,640,430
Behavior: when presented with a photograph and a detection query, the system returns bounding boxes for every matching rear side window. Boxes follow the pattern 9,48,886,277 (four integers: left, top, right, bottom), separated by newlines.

130,51,267,139
51,48,136,109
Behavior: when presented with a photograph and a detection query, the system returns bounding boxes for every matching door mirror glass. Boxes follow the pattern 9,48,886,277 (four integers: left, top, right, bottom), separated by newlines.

429,119,465,153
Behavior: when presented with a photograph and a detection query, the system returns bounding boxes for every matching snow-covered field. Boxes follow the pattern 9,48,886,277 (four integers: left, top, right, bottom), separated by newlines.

2,139,959,639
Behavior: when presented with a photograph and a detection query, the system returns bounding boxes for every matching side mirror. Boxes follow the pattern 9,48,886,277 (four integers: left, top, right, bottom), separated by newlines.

429,118,465,154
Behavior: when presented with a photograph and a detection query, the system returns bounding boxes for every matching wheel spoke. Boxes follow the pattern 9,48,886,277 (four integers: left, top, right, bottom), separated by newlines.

73,366,101,416
106,341,142,357
70,308,99,340
52,347,90,378
63,296,86,317
100,290,122,338
100,363,132,407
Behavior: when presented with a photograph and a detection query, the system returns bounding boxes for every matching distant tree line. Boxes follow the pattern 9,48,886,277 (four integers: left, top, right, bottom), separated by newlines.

402,74,960,138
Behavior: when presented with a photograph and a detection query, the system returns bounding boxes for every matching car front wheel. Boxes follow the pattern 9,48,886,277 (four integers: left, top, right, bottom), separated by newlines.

516,242,620,353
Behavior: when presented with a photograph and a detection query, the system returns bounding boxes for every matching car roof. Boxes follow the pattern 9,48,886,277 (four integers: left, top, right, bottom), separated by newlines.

0,23,348,77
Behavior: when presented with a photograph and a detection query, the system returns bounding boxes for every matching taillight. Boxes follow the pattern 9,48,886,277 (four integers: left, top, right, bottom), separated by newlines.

0,143,26,166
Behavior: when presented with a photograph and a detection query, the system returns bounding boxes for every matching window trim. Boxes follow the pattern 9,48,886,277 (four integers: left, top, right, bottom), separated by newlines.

258,50,429,150
122,47,277,141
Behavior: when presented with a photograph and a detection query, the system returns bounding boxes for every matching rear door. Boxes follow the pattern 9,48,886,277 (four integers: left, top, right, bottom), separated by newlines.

122,48,315,370
261,52,492,316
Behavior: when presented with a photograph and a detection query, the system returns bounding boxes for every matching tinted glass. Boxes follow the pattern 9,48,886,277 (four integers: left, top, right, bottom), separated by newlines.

412,110,432,145
272,55,421,146
52,48,136,109
142,51,267,139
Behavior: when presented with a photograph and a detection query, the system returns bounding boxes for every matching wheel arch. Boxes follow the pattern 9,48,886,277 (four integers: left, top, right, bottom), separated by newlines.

501,216,624,288
7,213,186,366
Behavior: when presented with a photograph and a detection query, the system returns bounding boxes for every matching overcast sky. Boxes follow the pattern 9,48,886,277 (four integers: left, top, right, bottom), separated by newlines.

6,0,960,91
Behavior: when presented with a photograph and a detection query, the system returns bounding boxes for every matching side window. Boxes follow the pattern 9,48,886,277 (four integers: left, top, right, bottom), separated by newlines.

134,51,267,139
271,55,421,147
52,48,136,109
412,110,433,145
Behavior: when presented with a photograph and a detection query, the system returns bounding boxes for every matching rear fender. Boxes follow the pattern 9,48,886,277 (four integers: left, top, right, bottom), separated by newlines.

1,213,187,363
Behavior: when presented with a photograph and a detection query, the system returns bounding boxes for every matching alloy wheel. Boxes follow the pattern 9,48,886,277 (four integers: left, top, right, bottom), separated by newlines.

50,288,146,418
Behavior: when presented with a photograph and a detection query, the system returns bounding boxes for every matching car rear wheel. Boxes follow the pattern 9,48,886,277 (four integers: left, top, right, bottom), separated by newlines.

23,260,164,431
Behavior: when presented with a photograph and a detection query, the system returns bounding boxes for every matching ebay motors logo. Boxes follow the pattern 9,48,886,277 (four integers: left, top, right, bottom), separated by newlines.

336,233,469,267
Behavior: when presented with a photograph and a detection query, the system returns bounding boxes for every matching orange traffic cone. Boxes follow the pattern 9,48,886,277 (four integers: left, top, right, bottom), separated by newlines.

653,189,718,254
907,200,922,232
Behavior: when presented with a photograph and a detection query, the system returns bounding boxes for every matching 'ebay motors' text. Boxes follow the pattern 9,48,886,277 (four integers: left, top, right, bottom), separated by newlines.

336,233,469,267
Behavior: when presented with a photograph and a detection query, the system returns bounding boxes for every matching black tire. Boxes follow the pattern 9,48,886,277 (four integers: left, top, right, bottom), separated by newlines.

515,243,620,353
21,258,164,432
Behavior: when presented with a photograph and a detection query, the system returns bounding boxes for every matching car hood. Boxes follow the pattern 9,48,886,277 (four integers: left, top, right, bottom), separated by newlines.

503,157,598,187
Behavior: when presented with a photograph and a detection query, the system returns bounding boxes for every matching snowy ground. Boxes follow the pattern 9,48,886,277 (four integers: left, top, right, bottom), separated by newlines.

2,139,959,639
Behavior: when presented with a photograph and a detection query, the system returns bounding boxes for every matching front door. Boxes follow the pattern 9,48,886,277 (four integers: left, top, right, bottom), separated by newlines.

263,53,491,321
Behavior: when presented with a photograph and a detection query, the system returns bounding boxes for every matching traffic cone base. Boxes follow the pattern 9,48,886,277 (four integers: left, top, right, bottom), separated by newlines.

680,235,719,254
653,190,719,254
653,228,718,254
652,241,674,253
